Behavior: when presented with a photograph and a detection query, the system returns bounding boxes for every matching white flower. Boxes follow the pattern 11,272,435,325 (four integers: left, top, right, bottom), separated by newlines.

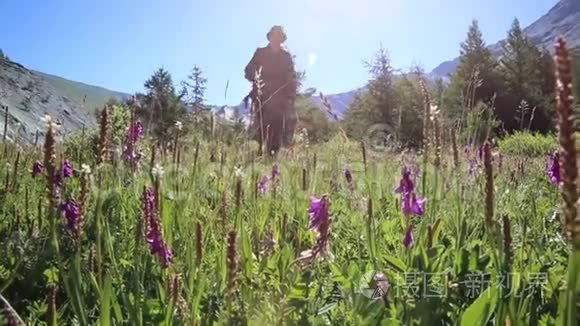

152,163,165,177
234,166,244,178
40,114,60,131
208,171,217,181
293,133,304,143
175,121,183,131
429,104,440,121
81,164,92,174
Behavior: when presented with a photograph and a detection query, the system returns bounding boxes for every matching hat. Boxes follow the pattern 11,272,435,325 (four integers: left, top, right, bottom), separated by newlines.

267,25,287,43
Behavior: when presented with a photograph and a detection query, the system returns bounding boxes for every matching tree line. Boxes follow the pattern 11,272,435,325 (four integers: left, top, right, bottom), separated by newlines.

340,18,580,147
115,18,580,148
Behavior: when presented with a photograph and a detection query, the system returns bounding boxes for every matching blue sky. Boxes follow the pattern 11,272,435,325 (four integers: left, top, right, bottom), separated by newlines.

0,0,558,105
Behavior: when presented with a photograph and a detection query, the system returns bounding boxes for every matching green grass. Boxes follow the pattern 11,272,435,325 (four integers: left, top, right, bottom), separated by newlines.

0,129,577,325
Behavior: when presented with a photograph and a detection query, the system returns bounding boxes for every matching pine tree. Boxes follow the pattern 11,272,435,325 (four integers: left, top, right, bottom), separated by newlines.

364,45,397,125
500,19,540,100
343,46,397,139
182,66,207,110
182,66,213,135
443,20,500,125
497,20,555,131
393,74,424,146
139,67,186,142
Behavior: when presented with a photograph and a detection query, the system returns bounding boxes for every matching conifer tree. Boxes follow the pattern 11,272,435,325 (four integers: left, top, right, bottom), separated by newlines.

138,67,186,142
443,20,501,125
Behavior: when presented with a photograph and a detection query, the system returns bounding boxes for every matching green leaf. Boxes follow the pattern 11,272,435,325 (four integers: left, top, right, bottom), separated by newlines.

460,285,499,326
384,255,407,273
317,302,337,315
99,275,112,326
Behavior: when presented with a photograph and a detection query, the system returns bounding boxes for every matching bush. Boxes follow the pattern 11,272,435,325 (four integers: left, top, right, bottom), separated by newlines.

498,131,557,157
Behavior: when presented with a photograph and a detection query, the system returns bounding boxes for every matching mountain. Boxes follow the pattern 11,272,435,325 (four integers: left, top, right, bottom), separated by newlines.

310,87,366,119
314,0,580,116
36,71,130,113
0,57,130,143
430,0,580,78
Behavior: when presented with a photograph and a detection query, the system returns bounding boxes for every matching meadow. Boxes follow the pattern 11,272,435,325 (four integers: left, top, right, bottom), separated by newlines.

0,44,579,325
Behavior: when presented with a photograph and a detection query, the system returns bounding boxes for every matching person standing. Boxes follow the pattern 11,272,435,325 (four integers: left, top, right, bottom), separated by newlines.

244,25,298,154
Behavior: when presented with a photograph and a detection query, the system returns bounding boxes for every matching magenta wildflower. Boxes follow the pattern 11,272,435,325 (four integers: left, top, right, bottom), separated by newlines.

142,186,173,267
344,168,353,184
394,167,414,194
309,196,330,232
546,152,561,185
401,192,426,217
62,160,73,179
60,201,81,235
411,193,426,216
302,195,332,259
395,167,426,216
123,120,144,162
32,161,44,178
126,120,143,143
257,175,270,194
257,165,281,194
53,160,74,186
403,224,414,248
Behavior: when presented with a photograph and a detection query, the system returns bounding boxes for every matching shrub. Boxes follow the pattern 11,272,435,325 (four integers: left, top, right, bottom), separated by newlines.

498,131,558,157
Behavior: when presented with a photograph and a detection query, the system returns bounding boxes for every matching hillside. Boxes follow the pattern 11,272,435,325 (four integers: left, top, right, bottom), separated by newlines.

0,58,129,143
430,0,580,78
35,71,130,113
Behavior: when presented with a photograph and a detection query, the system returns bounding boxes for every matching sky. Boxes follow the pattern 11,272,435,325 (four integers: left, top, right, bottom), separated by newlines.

0,0,559,105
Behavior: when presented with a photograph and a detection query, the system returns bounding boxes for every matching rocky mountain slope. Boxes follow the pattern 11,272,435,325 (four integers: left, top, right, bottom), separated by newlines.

0,58,129,143
430,0,580,78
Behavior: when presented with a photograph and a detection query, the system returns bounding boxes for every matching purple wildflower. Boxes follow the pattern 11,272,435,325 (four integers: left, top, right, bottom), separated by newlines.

395,167,414,194
344,168,353,184
62,160,73,179
546,152,561,185
309,196,329,232
411,193,426,216
468,159,478,176
126,120,143,143
306,195,331,257
32,161,44,178
477,146,484,161
257,175,270,194
123,120,144,162
396,167,426,216
403,224,414,248
60,201,81,235
401,192,426,217
143,187,173,267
